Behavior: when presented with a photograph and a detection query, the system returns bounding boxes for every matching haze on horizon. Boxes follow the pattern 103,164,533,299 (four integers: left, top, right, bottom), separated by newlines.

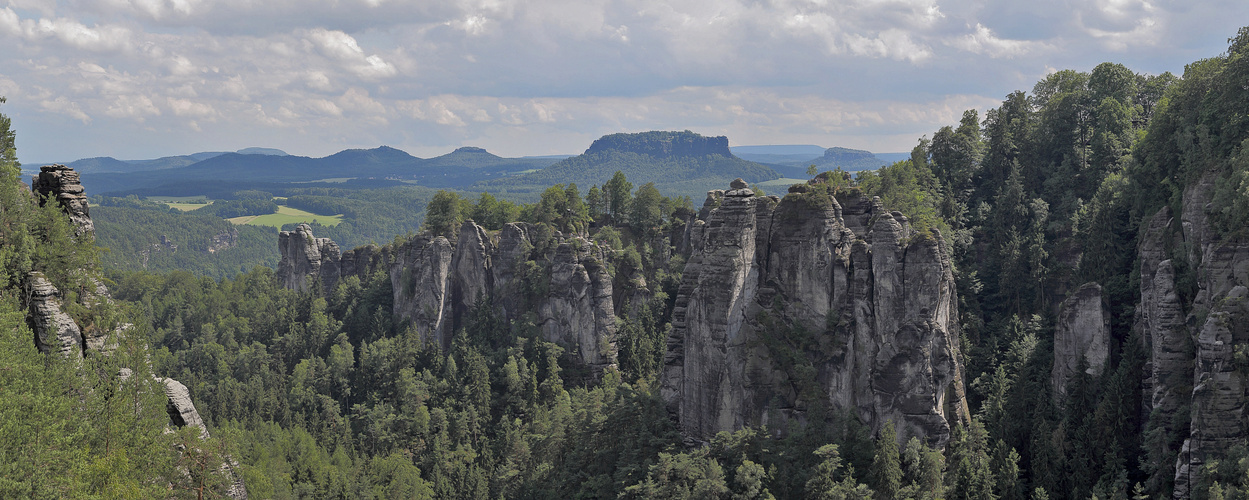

1,0,1245,164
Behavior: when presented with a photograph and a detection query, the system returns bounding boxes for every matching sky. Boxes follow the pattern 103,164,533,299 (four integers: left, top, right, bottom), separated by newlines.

1,0,1246,163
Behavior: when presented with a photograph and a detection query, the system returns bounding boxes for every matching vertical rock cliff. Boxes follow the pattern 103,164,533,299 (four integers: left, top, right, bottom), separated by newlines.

1052,282,1111,400
1134,174,1249,498
662,179,969,445
284,220,620,373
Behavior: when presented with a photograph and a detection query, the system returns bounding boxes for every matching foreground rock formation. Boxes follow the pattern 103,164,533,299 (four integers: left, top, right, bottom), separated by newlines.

1134,174,1249,497
22,165,246,499
661,179,969,445
281,221,620,374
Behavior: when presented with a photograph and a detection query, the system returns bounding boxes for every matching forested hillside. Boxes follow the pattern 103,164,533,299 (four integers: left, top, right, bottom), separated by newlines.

5,26,1249,500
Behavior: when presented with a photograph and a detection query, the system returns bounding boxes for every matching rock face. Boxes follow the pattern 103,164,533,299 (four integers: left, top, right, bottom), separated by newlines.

1134,174,1249,498
661,183,969,445
160,378,249,499
1052,282,1111,400
31,164,93,236
25,271,84,359
391,233,455,349
278,224,391,295
277,224,342,293
538,240,619,372
288,219,621,372
161,378,209,438
21,165,246,499
389,220,619,372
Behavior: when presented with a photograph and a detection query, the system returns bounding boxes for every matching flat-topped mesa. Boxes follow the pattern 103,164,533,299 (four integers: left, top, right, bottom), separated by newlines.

32,164,94,237
662,180,969,447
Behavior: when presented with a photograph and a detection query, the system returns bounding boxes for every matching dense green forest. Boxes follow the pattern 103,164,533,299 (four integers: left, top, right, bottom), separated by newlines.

5,27,1249,500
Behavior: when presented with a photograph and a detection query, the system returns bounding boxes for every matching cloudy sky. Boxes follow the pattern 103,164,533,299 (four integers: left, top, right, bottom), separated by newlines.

1,0,1246,163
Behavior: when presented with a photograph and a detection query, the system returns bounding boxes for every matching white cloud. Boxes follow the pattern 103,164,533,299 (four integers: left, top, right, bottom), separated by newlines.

951,23,1045,58
168,97,214,117
104,94,161,119
40,96,91,123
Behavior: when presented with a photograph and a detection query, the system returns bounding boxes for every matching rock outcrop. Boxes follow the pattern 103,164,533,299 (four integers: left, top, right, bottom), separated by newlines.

277,224,391,295
1052,282,1111,400
25,271,85,359
1133,174,1249,498
285,219,621,373
391,233,455,348
160,378,249,499
31,164,93,236
538,239,619,372
662,179,969,445
22,165,246,499
277,223,342,293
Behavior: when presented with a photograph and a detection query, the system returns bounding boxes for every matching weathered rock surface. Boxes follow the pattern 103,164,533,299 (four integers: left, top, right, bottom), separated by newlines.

277,223,341,293
25,271,84,359
31,164,93,236
1052,282,1111,400
160,377,248,499
1133,174,1249,498
288,219,621,372
539,239,619,372
662,183,968,445
391,234,454,348
161,377,209,438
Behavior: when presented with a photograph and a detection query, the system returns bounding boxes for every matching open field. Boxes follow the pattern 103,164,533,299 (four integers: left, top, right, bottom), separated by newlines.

757,177,808,187
149,195,212,211
228,205,343,228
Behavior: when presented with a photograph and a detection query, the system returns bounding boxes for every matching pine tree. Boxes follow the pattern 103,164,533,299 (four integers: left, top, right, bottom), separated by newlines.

870,421,902,499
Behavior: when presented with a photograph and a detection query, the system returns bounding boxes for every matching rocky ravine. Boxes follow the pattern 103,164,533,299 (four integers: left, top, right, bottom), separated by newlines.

1135,174,1249,498
661,179,970,446
279,220,620,375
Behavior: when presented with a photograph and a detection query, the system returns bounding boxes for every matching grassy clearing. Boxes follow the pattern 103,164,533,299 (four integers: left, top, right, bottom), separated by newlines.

758,177,809,187
148,196,213,211
228,205,343,228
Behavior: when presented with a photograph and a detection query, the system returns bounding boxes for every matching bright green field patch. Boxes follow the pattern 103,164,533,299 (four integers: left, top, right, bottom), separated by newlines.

229,205,343,228
758,178,810,187
149,195,212,211
166,203,208,211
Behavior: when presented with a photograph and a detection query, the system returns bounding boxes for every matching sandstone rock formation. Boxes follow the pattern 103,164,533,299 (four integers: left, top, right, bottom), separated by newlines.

388,220,619,372
277,223,342,293
390,233,454,348
160,378,249,499
1133,174,1249,498
1051,282,1111,400
25,271,84,359
31,164,93,236
21,165,246,499
662,181,969,446
284,219,621,373
277,224,391,295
